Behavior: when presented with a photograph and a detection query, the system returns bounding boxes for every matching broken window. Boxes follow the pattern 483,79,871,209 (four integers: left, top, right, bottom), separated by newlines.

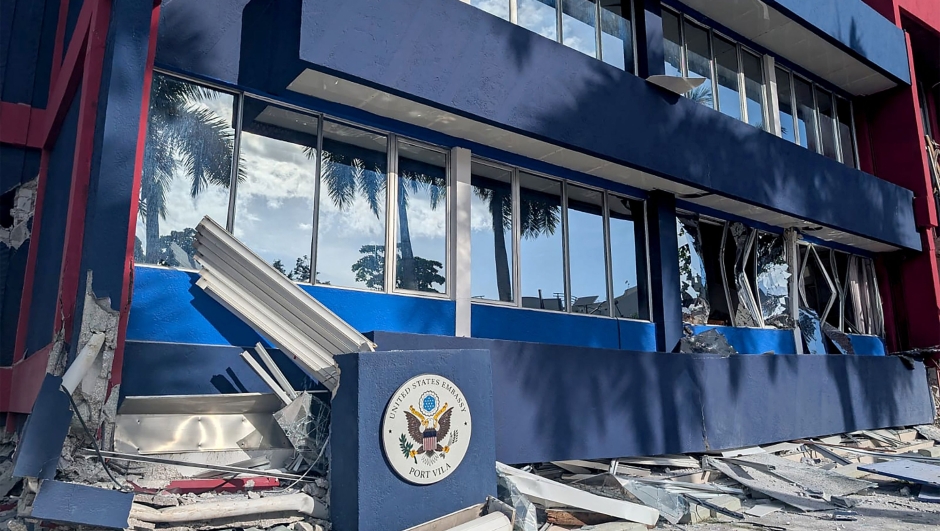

137,74,238,269
755,232,791,326
677,215,709,324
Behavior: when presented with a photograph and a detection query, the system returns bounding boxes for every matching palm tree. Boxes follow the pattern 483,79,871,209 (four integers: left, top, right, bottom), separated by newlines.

139,75,243,262
472,178,560,302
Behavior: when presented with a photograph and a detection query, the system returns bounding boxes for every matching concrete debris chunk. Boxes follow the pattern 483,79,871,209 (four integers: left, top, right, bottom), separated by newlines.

728,452,875,497
677,328,737,355
708,457,836,511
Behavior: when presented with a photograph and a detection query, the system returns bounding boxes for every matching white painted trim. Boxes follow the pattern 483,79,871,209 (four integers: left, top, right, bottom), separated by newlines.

453,147,472,337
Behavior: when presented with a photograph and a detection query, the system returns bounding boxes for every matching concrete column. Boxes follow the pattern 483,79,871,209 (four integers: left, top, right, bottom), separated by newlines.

452,147,472,337
645,191,682,351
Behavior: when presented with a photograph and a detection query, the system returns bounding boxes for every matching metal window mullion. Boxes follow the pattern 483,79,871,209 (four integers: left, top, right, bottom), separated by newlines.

736,44,747,124
509,0,518,24
595,1,602,61
310,116,325,284
643,201,653,320
512,169,522,307
790,71,801,147
811,83,823,155
678,13,687,76
708,28,717,109
556,0,564,46
848,100,861,168
561,181,572,312
602,191,614,317
445,150,454,298
385,135,399,294
225,92,244,234
629,0,638,76
831,93,844,164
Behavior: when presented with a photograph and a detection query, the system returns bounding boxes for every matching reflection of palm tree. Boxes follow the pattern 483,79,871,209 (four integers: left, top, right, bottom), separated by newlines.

312,148,445,291
140,75,242,262
687,84,713,107
472,180,560,301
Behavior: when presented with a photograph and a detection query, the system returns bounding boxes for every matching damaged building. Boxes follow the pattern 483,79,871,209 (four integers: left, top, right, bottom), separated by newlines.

2,0,940,530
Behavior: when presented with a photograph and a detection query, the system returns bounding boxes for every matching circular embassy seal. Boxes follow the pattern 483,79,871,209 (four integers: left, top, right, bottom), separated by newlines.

381,374,472,485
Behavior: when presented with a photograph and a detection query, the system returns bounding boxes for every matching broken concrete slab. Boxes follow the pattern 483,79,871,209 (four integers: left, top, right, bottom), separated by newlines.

858,460,940,487
744,501,785,517
708,457,836,511
31,480,134,529
728,452,875,497
915,425,940,443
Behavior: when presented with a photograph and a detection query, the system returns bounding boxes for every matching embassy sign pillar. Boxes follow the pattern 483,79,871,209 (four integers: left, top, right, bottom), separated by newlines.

330,350,496,531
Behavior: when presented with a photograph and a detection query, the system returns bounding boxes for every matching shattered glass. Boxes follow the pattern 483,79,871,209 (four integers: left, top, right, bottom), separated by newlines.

620,479,689,525
798,307,826,355
677,217,710,324
800,245,836,323
678,327,738,355
274,393,331,475
755,232,791,324
496,467,539,531
822,322,855,355
729,223,762,327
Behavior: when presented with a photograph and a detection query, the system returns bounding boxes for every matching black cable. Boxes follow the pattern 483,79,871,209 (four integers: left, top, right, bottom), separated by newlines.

62,385,131,492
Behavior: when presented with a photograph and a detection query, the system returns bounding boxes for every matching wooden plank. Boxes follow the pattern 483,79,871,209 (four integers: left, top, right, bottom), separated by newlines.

858,460,940,487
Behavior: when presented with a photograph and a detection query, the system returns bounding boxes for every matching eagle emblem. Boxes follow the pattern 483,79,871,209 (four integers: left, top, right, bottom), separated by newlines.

399,391,453,463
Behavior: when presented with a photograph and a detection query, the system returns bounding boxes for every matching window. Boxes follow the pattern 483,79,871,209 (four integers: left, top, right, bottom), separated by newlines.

662,10,683,77
471,160,648,319
234,98,318,282
519,172,565,311
470,0,636,72
395,141,448,294
608,196,644,318
562,0,598,58
742,51,764,128
683,21,714,108
815,87,838,161
566,185,607,314
713,35,741,120
137,74,237,269
836,97,857,169
793,76,818,152
470,0,510,20
775,67,797,143
316,121,388,290
470,162,515,302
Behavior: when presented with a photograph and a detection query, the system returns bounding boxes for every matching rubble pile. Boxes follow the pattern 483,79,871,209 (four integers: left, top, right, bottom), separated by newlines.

490,426,940,530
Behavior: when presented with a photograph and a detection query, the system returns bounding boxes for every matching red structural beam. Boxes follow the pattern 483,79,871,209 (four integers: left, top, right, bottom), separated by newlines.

56,0,112,340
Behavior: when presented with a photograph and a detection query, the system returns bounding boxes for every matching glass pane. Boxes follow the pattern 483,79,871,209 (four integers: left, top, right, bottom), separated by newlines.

567,185,607,315
713,36,741,120
684,21,714,108
662,10,682,77
600,1,633,72
800,246,833,318
755,232,790,325
742,51,764,129
677,216,709,324
471,162,514,302
816,88,838,160
609,195,641,319
518,0,558,41
396,142,448,294
137,74,236,268
794,77,818,151
519,172,564,312
775,67,796,143
470,0,510,21
316,121,387,290
562,0,597,58
235,99,318,282
836,97,857,169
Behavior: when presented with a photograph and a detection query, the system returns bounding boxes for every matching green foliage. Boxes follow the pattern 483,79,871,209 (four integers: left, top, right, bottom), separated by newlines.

399,433,414,461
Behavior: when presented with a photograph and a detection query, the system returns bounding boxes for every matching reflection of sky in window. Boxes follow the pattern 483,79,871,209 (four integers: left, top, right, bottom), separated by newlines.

567,186,606,310
742,52,764,128
562,0,597,58
713,36,740,120
662,11,682,77
470,164,513,302
397,143,448,293
233,104,318,278
609,196,639,317
519,173,564,310
600,8,629,70
470,0,510,20
136,84,235,266
518,0,557,40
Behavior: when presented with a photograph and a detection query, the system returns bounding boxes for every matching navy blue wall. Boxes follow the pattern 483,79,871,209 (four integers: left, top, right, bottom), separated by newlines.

471,304,657,351
127,267,456,346
0,0,58,108
767,0,910,84
25,85,82,356
370,332,934,463
292,0,918,250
